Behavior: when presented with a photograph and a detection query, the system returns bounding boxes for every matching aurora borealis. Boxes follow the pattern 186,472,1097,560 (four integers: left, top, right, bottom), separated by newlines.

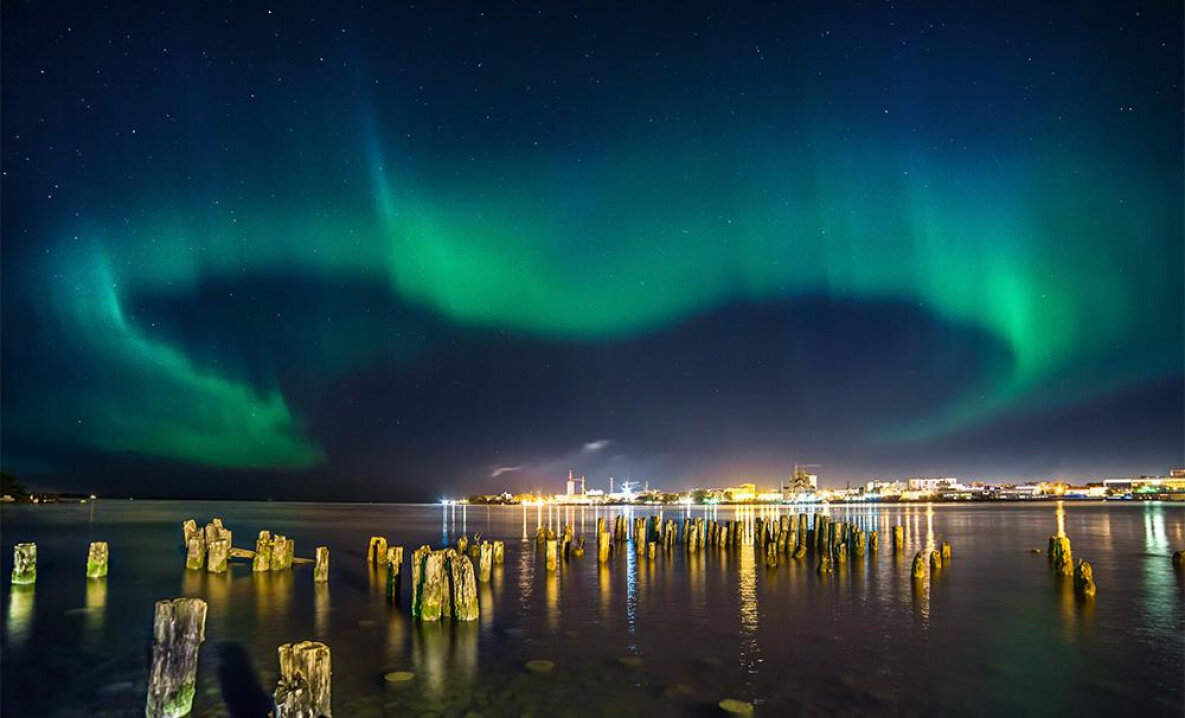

2,2,1181,499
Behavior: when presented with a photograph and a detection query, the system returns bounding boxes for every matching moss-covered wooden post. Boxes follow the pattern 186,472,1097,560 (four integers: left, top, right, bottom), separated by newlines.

869,530,879,552
911,551,926,580
146,597,207,718
1049,536,1073,576
765,541,778,568
412,546,449,621
182,519,198,547
367,536,388,565
545,539,558,572
11,543,36,585
270,535,294,571
892,525,905,552
928,550,941,571
1073,559,1096,597
816,553,833,574
253,531,272,572
478,541,493,582
86,541,109,578
207,538,230,573
274,640,332,718
385,546,403,600
940,541,951,560
314,547,329,583
185,534,206,571
447,552,480,621
493,540,505,565
457,535,469,556
598,530,611,563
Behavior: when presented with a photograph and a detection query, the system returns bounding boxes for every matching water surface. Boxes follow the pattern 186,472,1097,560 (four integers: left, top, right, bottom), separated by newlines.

2,501,1182,716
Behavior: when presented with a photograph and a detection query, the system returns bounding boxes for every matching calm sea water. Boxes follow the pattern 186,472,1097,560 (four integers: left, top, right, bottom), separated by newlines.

1,501,1182,717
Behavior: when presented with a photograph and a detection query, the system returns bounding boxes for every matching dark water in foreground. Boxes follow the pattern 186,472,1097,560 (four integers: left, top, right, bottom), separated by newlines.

1,501,1182,717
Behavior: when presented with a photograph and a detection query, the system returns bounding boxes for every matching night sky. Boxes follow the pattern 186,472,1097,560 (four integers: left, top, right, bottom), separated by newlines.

2,2,1181,500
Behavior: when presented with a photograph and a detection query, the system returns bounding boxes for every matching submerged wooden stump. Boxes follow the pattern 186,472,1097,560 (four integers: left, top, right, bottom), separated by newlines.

911,551,926,580
598,531,611,563
185,534,206,571
572,536,585,558
412,546,449,621
647,541,657,560
367,536,388,565
816,554,833,574
448,552,480,621
86,541,109,578
207,538,230,574
271,536,294,571
545,539,558,572
386,546,403,600
146,597,207,718
1073,559,1096,597
253,531,273,572
11,543,36,585
274,640,332,718
492,540,505,565
1049,536,1073,576
792,544,806,559
182,519,199,547
314,547,329,583
478,542,492,582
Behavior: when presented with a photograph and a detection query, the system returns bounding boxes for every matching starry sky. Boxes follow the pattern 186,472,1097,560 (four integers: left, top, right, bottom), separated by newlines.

2,2,1181,500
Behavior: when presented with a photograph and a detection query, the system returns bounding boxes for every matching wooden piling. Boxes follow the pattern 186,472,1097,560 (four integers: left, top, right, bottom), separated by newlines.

146,598,207,718
940,541,951,560
411,546,448,621
816,553,833,574
447,552,480,621
252,531,272,572
207,538,229,574
928,550,941,571
545,539,558,572
892,525,905,551
492,540,505,565
1049,536,1073,576
457,535,469,556
274,640,332,718
86,541,109,578
765,541,778,568
182,519,199,547
11,543,36,585
367,536,388,565
313,547,329,583
478,542,493,582
386,546,403,600
598,531,611,563
271,535,294,571
869,530,879,552
185,534,206,571
911,551,926,579
1073,559,1096,597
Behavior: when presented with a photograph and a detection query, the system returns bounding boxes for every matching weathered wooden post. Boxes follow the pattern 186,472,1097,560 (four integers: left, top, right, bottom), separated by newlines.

834,541,848,564
11,543,36,585
271,535,294,571
1174,550,1185,569
182,519,199,547
146,597,207,718
313,547,329,583
385,546,403,600
273,640,332,718
447,552,480,621
816,553,833,574
86,541,109,578
493,540,505,565
940,541,951,560
928,550,941,571
852,532,866,558
478,541,493,582
457,535,469,556
869,530,879,552
185,533,206,571
892,525,905,551
793,542,807,559
1049,536,1073,576
250,531,270,572
545,539,558,572
412,546,449,621
598,530,611,563
765,541,778,568
647,541,657,560
572,536,586,558
207,538,230,573
536,526,547,545
911,551,926,580
1073,559,1096,597
367,537,388,565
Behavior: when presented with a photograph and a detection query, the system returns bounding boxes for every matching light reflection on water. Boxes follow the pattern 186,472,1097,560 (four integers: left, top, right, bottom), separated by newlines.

1,501,1182,716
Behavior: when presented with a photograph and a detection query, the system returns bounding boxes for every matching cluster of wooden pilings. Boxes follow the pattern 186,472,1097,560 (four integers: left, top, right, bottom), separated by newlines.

1047,534,1097,597
182,518,324,579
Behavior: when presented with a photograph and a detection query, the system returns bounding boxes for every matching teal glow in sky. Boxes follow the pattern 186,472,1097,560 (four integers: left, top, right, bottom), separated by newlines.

3,2,1181,496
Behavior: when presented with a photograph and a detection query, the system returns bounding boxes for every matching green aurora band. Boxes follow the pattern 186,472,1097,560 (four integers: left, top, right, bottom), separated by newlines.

34,128,1180,469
